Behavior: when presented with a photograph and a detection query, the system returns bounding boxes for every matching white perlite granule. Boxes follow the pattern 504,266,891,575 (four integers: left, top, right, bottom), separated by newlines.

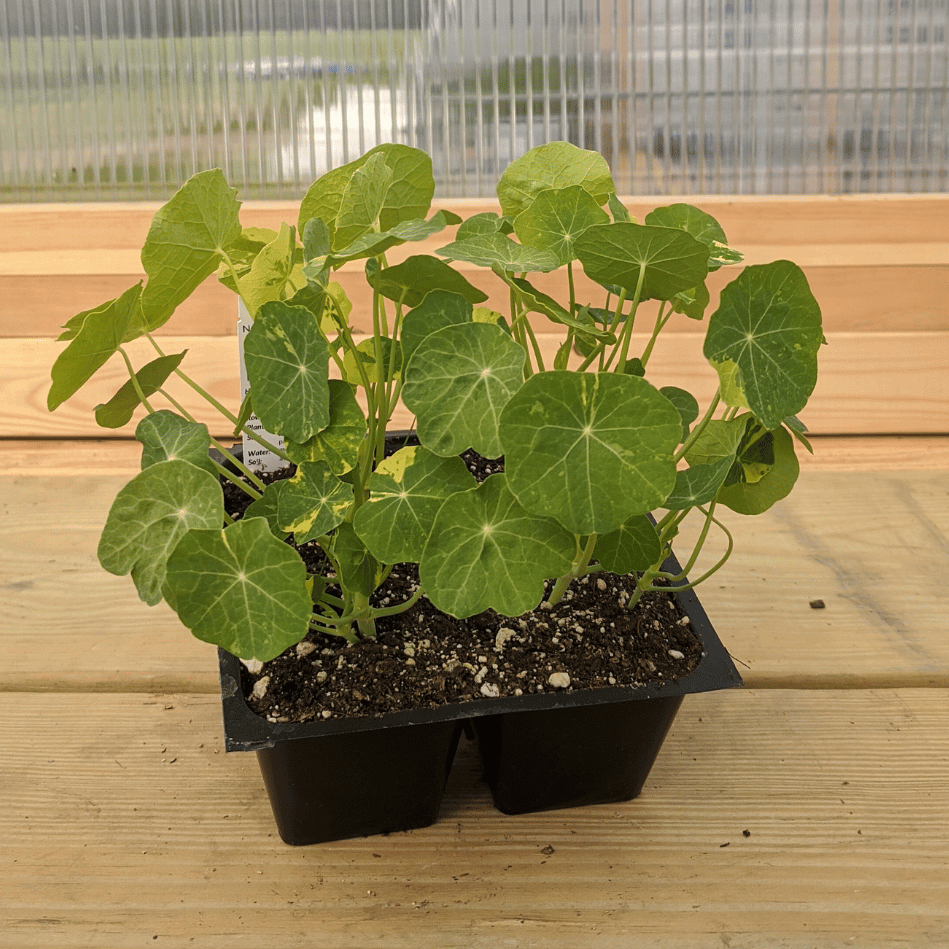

251,676,270,700
548,672,571,689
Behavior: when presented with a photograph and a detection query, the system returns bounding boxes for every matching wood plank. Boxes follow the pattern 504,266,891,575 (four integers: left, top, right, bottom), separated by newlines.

4,257,947,338
3,470,948,691
3,193,946,252
6,332,948,440
2,194,946,337
6,434,949,476
1,690,947,947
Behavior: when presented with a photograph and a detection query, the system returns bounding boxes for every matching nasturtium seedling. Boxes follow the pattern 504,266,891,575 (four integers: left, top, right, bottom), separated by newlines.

49,140,822,660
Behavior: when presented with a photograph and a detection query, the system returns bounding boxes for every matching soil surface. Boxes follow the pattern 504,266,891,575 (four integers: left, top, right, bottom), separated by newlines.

223,448,704,725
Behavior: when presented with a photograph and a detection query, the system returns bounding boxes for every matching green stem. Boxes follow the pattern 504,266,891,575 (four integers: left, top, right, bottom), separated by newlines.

567,260,576,315
520,318,546,374
547,533,598,606
640,302,670,369
674,388,722,464
606,265,646,373
117,346,155,414
676,502,720,579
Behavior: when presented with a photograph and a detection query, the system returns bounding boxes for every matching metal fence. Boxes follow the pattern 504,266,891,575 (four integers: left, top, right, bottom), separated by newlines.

2,0,946,201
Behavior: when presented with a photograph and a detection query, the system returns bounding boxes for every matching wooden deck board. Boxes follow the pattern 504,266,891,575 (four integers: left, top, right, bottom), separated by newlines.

2,690,947,947
3,467,949,691
6,331,949,440
5,434,949,475
6,261,948,339
3,193,947,338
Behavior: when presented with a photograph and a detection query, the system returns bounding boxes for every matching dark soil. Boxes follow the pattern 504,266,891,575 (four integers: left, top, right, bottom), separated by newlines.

223,447,704,725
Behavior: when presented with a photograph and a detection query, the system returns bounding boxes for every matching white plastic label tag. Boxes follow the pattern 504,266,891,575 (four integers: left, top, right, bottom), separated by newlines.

238,299,286,472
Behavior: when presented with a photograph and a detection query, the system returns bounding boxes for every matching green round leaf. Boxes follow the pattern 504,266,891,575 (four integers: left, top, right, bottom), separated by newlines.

420,474,575,618
595,515,663,574
136,410,216,476
401,290,473,366
497,142,616,218
717,426,800,515
244,300,331,442
353,445,477,563
575,223,710,302
704,260,824,430
500,371,682,535
513,185,610,265
402,321,526,458
166,517,312,662
275,461,353,544
98,459,224,606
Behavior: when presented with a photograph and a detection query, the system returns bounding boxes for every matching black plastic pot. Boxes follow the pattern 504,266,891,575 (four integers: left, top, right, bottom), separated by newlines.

216,438,742,843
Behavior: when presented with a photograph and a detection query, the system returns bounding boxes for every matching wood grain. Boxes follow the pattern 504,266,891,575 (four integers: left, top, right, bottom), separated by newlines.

6,435,948,476
3,194,947,337
3,469,948,691
3,193,946,251
8,331,948,440
1,690,946,947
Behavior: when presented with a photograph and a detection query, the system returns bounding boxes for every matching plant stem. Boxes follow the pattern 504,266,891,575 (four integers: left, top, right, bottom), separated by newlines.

520,318,546,374
117,346,155,413
674,388,722,464
547,533,598,606
640,302,670,368
606,265,646,372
